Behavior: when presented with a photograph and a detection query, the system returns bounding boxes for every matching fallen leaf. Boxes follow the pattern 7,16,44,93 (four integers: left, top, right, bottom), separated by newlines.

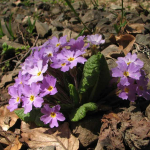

125,23,145,34
116,34,135,55
21,121,79,150
4,136,22,150
0,105,19,131
0,74,13,88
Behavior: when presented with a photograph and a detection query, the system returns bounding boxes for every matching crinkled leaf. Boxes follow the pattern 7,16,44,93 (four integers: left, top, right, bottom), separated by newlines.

79,52,110,102
69,84,79,106
14,108,48,127
70,102,98,122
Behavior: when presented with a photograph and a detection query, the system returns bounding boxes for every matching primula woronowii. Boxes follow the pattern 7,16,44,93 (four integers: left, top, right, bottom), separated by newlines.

112,52,150,102
40,75,58,97
7,85,22,112
28,60,48,84
40,104,65,128
50,35,67,51
50,58,70,72
118,79,137,102
42,46,56,61
14,71,30,87
112,60,141,86
136,70,150,100
22,83,44,114
117,52,144,68
56,49,87,69
87,34,105,45
68,36,89,52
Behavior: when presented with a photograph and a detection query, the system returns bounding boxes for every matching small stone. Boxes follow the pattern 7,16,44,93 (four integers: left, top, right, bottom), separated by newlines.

136,34,150,47
63,28,78,41
81,10,101,23
51,7,61,15
35,20,51,38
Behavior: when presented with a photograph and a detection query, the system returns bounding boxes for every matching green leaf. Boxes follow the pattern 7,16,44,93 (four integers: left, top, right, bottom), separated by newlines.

70,102,97,122
68,84,79,106
14,108,48,127
79,52,110,102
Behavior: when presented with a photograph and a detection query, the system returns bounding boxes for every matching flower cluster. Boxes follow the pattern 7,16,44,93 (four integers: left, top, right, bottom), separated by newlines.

7,34,105,127
111,53,150,102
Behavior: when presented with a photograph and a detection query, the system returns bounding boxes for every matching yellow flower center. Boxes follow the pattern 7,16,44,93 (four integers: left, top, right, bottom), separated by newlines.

56,43,60,47
48,86,53,91
127,62,131,65
20,81,22,84
50,112,56,118
68,57,74,61
16,97,20,102
92,45,97,49
124,87,129,93
37,71,41,76
123,71,129,77
30,95,35,101
48,53,52,57
139,86,143,91
61,63,66,66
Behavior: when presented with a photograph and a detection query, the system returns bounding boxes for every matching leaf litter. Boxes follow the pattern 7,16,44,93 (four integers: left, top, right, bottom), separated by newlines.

95,105,150,150
20,121,79,150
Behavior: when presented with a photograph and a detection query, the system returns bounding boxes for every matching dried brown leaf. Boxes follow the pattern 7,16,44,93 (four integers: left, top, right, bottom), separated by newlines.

0,105,18,131
4,136,22,150
21,121,79,150
116,34,135,55
125,23,145,34
0,74,13,88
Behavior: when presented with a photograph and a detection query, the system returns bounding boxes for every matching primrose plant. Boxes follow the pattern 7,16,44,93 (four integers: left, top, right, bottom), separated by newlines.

7,34,149,128
7,34,109,128
111,53,150,101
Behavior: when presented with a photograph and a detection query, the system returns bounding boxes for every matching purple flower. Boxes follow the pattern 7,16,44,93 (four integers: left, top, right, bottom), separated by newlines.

14,71,30,87
136,70,150,100
40,75,58,97
117,53,144,68
118,79,137,102
28,60,48,84
40,104,65,128
22,55,35,75
7,85,22,112
57,49,87,69
87,34,105,45
42,46,57,61
51,59,70,72
50,36,67,51
112,61,141,86
22,83,44,114
68,36,89,52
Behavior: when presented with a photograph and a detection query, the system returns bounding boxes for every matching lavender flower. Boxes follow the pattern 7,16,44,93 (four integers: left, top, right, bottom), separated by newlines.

136,70,150,100
50,36,67,51
118,79,137,102
117,53,144,68
40,104,65,128
50,58,70,72
87,34,105,45
57,49,87,69
7,85,22,111
28,60,48,84
112,61,141,86
68,36,89,52
14,71,30,87
22,83,44,114
40,75,58,97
